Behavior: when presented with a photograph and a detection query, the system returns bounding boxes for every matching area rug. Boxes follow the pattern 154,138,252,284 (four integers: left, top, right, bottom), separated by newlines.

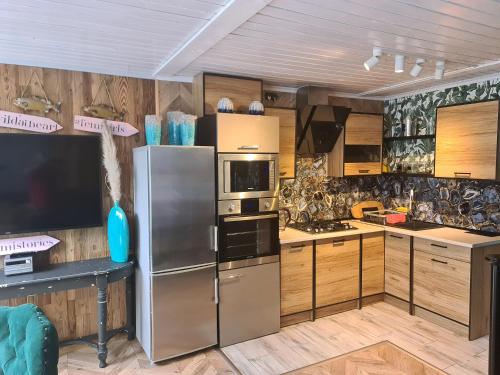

285,341,446,375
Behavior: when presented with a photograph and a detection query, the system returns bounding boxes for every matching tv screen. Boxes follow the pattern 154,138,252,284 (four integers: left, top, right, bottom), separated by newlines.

0,134,103,235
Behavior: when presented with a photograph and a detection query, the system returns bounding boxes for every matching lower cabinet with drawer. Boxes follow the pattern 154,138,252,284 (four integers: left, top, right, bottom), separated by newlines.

280,241,313,316
411,237,495,340
362,232,385,297
316,236,360,307
384,232,410,301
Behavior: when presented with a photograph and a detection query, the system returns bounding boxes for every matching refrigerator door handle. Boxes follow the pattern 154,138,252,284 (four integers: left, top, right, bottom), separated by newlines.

214,278,219,304
212,226,218,252
151,263,216,276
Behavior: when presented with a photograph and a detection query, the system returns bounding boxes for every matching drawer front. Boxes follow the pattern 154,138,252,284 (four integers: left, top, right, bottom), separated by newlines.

384,232,410,301
414,237,470,263
414,250,470,325
280,242,313,316
344,162,381,176
316,236,360,307
362,232,385,297
216,113,279,153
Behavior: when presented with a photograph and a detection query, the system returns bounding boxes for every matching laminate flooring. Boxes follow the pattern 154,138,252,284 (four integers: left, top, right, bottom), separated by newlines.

58,302,488,374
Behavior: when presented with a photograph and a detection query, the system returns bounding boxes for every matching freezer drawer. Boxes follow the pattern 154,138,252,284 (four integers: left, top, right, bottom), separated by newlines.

151,264,217,361
219,262,280,347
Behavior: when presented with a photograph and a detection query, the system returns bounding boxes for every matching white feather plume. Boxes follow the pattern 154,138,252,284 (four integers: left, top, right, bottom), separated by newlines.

101,122,121,203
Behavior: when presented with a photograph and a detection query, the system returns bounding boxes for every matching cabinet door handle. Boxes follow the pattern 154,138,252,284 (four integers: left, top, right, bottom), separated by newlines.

454,172,471,177
289,245,305,252
430,243,447,249
238,145,260,150
431,258,448,265
389,234,403,239
358,169,370,174
332,240,345,246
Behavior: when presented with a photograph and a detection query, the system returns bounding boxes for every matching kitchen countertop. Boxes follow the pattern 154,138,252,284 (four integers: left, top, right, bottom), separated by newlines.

279,220,384,244
280,220,500,248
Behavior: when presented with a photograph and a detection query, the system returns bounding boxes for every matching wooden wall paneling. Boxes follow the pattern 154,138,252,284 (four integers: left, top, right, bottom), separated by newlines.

0,64,154,340
328,96,384,114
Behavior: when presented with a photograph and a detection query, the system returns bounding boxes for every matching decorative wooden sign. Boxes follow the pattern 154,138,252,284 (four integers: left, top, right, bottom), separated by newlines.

0,111,62,133
0,235,60,257
74,115,138,137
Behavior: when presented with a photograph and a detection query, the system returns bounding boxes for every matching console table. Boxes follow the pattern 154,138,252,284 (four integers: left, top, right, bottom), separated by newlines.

0,257,134,368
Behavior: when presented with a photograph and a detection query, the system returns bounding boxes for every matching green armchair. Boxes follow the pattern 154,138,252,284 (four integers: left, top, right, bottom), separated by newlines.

0,304,58,375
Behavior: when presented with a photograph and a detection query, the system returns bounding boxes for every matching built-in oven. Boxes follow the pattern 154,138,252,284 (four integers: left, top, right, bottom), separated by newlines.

218,197,279,270
218,153,278,201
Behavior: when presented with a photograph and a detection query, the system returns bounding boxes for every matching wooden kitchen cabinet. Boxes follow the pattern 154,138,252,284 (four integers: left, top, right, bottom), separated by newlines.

192,73,263,117
265,107,296,179
362,233,384,297
280,242,313,316
329,113,383,176
435,100,500,180
316,236,360,307
384,232,410,301
414,249,470,325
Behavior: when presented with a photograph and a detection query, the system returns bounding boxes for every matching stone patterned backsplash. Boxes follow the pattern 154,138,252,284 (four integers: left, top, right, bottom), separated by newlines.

280,77,500,232
280,155,500,232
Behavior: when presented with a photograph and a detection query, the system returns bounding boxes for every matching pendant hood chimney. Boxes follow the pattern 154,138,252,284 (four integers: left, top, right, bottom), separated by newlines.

296,86,351,155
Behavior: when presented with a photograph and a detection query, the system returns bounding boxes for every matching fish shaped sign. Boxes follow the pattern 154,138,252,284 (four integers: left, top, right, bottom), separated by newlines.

74,115,138,137
0,111,63,133
0,235,60,257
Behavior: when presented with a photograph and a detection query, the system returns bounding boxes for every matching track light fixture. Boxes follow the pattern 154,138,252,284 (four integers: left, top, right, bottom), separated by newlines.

364,47,382,71
435,60,445,79
394,55,405,73
409,58,425,77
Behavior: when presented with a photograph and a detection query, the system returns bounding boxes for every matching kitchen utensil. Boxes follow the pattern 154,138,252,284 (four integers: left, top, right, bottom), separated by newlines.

351,201,384,219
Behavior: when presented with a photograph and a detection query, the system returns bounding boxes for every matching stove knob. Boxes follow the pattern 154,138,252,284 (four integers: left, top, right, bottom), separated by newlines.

228,204,235,212
307,227,312,232
315,228,319,233
264,201,271,209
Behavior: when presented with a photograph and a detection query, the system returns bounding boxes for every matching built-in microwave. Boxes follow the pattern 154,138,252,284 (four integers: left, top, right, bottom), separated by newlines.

217,153,279,200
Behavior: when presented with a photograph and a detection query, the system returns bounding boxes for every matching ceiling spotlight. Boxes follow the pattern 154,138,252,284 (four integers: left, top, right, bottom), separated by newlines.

364,47,382,71
409,58,425,77
435,60,445,79
395,55,405,73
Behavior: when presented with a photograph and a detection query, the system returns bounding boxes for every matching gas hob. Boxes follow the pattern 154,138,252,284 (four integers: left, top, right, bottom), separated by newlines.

288,220,357,234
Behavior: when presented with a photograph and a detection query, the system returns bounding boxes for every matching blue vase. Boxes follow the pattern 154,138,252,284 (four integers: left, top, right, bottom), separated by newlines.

107,200,129,263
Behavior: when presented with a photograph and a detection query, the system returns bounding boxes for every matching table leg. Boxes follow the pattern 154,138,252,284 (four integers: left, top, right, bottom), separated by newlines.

126,273,135,340
96,275,108,368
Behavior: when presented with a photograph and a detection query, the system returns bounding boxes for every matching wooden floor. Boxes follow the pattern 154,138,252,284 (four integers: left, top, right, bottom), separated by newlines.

59,302,489,374
222,302,489,375
287,341,446,374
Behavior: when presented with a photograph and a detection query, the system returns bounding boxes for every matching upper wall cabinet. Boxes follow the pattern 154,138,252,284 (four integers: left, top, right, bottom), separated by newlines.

192,73,263,117
265,107,296,179
328,113,383,176
435,100,500,180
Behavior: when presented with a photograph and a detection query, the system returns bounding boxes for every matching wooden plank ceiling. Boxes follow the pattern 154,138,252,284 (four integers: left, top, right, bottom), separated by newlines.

0,0,230,79
1,0,500,96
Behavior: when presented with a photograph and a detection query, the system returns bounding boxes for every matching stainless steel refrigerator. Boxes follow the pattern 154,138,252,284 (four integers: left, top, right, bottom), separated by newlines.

134,146,217,362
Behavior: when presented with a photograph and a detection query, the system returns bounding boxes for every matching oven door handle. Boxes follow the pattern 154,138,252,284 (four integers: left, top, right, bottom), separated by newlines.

224,214,278,222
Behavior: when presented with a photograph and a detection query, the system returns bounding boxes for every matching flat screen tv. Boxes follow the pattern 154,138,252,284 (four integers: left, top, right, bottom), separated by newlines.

0,134,103,235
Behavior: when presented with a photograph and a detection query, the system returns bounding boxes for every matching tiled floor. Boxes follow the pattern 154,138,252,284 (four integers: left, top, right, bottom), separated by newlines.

59,302,489,374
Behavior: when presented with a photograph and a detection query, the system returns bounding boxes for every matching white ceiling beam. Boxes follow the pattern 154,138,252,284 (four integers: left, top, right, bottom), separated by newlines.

153,0,272,78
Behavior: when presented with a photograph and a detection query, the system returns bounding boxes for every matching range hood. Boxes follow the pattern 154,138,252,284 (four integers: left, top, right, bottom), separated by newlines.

296,86,351,155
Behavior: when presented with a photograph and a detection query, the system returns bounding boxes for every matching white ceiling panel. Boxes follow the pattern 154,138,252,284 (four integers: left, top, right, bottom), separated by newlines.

1,0,500,96
0,0,230,78
179,0,500,96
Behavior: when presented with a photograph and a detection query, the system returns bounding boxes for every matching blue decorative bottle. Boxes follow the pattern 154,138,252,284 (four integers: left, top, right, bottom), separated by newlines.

107,200,129,263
